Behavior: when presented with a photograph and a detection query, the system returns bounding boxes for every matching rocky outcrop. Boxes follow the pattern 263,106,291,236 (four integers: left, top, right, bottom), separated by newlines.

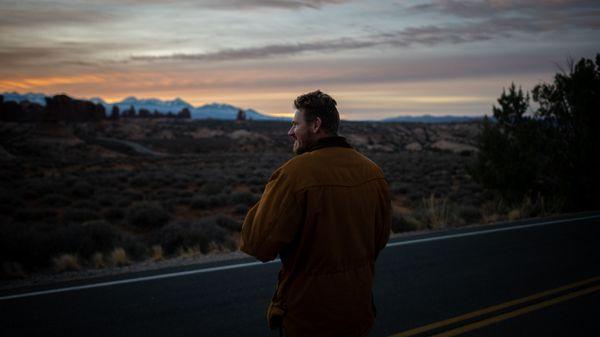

44,95,105,122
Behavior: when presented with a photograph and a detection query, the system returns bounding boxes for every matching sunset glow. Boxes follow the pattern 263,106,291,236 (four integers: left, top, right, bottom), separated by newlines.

1,0,598,119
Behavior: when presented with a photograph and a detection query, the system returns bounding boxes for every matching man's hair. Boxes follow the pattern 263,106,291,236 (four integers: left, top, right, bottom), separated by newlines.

294,90,340,135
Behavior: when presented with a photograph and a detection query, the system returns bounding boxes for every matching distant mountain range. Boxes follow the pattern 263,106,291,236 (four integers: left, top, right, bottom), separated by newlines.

381,115,484,123
1,92,289,121
2,92,485,123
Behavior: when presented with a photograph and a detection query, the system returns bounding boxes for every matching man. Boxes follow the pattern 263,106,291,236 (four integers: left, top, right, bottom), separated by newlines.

240,90,391,337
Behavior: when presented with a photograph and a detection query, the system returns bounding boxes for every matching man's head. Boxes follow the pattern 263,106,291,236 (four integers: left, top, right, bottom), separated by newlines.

288,90,340,155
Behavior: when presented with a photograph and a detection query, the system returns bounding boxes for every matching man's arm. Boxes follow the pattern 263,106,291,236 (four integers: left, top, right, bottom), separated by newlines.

240,169,304,262
375,178,392,259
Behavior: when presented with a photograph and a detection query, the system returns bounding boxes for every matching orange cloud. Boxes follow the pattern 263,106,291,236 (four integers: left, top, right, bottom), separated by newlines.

0,75,106,90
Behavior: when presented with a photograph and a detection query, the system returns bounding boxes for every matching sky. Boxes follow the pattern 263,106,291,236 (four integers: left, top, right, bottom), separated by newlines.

1,0,599,120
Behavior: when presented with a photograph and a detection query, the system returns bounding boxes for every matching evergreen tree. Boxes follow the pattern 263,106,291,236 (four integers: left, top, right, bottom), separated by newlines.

110,106,120,120
472,54,600,211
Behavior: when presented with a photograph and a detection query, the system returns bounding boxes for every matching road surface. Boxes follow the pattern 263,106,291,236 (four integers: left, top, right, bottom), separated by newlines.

1,213,599,337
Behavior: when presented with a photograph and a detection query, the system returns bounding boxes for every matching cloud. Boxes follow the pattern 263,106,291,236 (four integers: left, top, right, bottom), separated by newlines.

130,37,379,62
0,4,117,30
128,7,599,64
114,0,349,10
410,0,600,18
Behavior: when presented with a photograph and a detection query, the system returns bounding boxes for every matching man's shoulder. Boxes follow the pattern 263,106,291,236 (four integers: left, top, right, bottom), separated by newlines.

275,147,385,183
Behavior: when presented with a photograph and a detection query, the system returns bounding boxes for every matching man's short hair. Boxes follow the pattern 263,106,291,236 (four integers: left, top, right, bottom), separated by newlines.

294,90,340,135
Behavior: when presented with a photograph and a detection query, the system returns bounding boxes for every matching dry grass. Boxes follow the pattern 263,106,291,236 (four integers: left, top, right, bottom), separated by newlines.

507,209,521,221
52,254,81,272
92,252,106,269
177,245,202,258
151,245,164,261
1,261,27,279
423,194,449,229
110,247,130,267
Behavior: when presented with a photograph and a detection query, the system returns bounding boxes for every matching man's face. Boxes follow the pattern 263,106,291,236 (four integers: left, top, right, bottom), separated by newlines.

288,109,317,155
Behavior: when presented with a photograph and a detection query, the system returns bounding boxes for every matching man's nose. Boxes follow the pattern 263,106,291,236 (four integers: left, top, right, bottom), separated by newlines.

287,127,295,138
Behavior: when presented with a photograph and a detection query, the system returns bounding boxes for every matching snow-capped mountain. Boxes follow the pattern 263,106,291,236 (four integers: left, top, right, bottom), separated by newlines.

381,115,482,123
104,96,194,115
1,92,47,105
1,92,288,121
192,103,288,121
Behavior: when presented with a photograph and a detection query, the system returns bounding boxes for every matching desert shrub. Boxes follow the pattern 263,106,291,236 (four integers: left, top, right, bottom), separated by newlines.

213,214,242,232
123,190,144,201
96,194,115,207
0,220,127,270
68,181,94,198
390,182,408,195
178,190,194,198
14,208,59,224
151,245,164,261
92,252,106,268
176,196,192,206
81,221,121,255
126,201,171,229
234,203,249,215
26,179,63,196
117,233,147,260
52,220,121,258
191,195,210,209
457,205,481,225
128,174,151,188
115,196,132,207
70,200,97,210
103,207,125,222
39,193,71,207
64,209,101,224
229,191,259,206
158,217,236,255
209,193,229,207
159,222,212,254
200,181,227,196
110,247,130,266
391,215,420,233
129,172,169,189
52,254,80,272
160,200,178,213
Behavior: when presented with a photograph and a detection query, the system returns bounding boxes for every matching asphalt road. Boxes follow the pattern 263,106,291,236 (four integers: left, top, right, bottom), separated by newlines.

1,213,599,337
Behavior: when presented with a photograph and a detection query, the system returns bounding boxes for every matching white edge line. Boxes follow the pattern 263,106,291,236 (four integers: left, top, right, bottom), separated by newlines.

1,214,599,301
386,214,600,247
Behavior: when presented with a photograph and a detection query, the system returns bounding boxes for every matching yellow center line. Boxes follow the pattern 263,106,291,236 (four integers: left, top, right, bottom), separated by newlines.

388,275,600,337
431,284,600,337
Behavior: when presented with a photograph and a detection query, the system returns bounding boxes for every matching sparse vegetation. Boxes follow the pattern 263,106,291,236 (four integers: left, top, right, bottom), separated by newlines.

126,202,171,229
0,112,532,279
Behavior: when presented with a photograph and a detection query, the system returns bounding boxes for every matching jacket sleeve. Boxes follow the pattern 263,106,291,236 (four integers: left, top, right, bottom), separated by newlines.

375,178,392,259
240,169,304,262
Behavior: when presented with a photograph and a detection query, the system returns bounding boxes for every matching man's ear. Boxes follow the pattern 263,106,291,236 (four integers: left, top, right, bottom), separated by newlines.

311,117,322,134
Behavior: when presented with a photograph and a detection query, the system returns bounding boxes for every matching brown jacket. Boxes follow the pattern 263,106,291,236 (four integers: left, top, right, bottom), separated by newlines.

240,137,391,337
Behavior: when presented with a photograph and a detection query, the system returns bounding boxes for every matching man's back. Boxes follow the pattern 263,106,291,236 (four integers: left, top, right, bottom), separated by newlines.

241,144,391,337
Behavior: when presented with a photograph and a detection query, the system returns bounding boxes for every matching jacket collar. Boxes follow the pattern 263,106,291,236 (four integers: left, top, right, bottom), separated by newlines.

299,136,353,154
